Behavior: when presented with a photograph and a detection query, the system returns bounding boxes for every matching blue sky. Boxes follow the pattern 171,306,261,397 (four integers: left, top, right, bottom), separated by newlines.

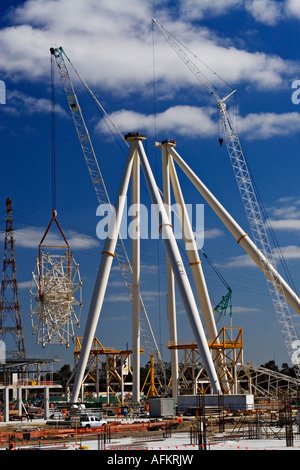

1,0,300,372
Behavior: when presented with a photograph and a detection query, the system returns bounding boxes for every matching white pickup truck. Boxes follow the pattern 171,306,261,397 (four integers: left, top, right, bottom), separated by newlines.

79,415,107,428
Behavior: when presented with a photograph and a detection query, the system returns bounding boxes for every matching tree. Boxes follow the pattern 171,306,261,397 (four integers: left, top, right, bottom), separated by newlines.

280,362,297,378
53,364,72,388
262,359,297,378
262,360,279,372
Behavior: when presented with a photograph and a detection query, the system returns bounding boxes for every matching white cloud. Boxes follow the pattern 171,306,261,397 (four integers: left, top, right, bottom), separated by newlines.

3,226,99,250
65,230,100,250
286,0,300,18
95,105,217,138
273,245,300,260
96,105,300,141
204,228,224,239
266,197,300,236
0,0,298,94
236,111,300,139
105,290,163,303
223,244,300,267
179,0,242,20
245,0,284,25
105,294,131,303
268,219,300,231
232,305,261,313
140,264,159,275
270,197,300,220
0,24,53,81
4,90,67,116
181,0,300,25
224,254,256,268
18,280,32,289
179,0,300,25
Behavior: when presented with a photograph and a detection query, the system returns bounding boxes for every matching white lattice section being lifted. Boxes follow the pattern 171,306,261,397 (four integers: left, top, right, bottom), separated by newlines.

30,250,82,348
30,212,82,348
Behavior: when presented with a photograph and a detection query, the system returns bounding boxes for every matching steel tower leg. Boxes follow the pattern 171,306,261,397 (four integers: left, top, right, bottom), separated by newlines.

132,150,140,404
71,144,136,403
161,144,179,402
166,144,218,341
161,141,230,392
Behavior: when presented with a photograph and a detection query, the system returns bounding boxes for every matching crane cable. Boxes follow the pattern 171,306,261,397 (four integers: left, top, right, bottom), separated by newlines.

152,22,163,356
51,52,56,213
153,19,298,298
60,49,129,149
250,169,298,296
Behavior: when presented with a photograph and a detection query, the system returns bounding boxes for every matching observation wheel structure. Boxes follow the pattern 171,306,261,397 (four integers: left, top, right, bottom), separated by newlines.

29,212,82,348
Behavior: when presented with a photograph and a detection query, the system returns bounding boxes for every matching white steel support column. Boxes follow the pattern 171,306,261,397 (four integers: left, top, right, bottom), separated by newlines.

71,143,136,403
106,357,110,406
121,366,124,407
136,140,221,394
3,387,9,422
132,150,140,404
17,387,22,416
44,386,50,420
168,146,300,317
166,145,217,342
161,143,179,402
163,142,230,393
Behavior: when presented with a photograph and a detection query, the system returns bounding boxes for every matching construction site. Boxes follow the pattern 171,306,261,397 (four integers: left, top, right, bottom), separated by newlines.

1,19,300,453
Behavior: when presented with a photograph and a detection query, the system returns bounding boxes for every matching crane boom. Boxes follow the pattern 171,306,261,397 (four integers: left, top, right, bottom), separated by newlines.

50,47,166,386
153,19,300,376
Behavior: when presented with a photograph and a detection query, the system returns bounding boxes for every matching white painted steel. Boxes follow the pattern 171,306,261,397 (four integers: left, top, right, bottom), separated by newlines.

167,149,217,341
132,151,140,404
161,144,179,402
71,144,136,403
163,142,230,392
72,136,223,402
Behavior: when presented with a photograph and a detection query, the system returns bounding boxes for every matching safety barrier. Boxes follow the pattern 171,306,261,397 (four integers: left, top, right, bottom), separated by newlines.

0,418,181,443
0,439,282,451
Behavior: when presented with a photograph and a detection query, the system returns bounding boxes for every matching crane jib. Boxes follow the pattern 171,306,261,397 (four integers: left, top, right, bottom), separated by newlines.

152,17,300,377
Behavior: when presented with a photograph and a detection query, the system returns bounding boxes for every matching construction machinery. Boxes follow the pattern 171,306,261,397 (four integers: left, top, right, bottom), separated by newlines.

153,18,300,377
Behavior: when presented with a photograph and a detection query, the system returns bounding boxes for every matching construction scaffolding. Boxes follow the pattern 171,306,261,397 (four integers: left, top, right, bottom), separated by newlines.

168,327,245,395
69,337,144,406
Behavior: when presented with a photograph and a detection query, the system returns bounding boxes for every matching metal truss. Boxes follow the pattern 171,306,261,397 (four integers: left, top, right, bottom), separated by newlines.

30,251,82,348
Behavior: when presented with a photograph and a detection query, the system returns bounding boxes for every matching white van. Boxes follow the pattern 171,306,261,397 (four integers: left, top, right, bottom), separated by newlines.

79,415,107,428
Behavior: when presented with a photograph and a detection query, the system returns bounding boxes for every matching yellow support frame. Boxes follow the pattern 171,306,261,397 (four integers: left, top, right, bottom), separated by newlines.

167,327,245,395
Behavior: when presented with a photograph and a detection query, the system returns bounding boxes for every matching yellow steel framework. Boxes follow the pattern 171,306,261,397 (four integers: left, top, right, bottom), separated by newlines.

74,337,144,405
140,355,163,398
167,327,245,395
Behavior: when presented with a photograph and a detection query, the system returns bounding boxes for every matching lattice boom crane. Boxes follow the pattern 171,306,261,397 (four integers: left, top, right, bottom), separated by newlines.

153,18,300,376
50,47,166,386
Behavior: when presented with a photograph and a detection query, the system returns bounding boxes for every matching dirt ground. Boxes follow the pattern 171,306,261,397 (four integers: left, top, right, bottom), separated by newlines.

0,417,194,444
